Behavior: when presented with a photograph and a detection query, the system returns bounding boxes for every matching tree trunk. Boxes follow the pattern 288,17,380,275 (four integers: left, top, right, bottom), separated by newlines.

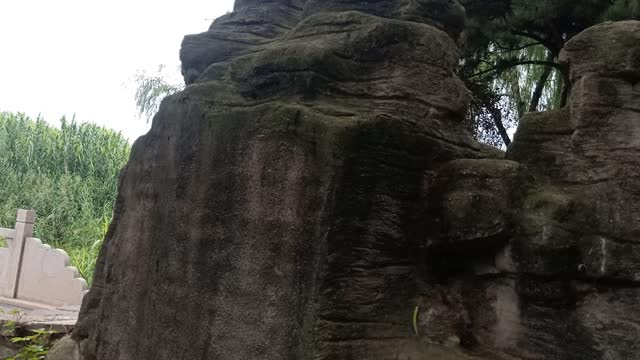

487,101,511,146
528,53,555,112
560,69,571,107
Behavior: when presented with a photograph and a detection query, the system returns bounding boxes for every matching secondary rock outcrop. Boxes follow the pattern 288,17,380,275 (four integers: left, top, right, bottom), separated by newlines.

63,0,640,358
497,21,640,359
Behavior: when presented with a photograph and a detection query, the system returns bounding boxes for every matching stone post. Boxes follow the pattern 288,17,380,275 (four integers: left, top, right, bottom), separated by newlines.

0,210,35,299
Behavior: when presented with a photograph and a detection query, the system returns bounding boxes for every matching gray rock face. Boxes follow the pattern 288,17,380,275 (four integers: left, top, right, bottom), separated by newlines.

303,0,466,39
180,0,305,84
0,342,16,359
46,336,82,360
68,1,640,359
487,20,640,359
75,2,493,360
180,0,466,85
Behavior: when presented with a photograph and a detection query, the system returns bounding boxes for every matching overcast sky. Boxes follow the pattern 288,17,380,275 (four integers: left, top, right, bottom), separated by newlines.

0,0,235,141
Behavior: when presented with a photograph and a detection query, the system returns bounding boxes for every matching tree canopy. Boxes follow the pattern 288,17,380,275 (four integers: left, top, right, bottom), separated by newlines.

460,0,640,147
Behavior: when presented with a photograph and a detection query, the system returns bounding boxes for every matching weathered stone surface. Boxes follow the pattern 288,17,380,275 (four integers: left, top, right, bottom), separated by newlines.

72,2,640,359
47,336,82,360
492,20,640,359
303,0,467,39
180,0,467,85
560,21,640,82
0,342,16,359
428,159,526,251
75,2,495,360
180,0,304,84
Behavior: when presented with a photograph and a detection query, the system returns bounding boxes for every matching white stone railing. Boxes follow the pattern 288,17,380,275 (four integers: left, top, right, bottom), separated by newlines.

0,209,88,307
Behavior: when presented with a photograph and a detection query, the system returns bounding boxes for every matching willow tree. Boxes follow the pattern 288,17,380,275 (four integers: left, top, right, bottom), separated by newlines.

460,0,640,147
134,65,184,122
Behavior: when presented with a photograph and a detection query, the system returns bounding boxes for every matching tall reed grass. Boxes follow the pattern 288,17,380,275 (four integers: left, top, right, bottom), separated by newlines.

0,112,130,284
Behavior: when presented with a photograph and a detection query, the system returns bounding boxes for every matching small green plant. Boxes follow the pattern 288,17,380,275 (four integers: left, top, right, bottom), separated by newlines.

1,308,23,337
7,328,56,360
1,309,57,360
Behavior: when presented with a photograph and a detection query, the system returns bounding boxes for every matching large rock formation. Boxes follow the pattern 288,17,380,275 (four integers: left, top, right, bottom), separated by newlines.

496,21,640,359
62,0,640,358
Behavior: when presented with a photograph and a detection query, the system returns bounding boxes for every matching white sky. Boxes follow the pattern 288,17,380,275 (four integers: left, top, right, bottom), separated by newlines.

0,0,234,142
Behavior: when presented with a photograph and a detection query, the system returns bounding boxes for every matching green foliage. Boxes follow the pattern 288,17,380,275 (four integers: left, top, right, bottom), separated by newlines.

7,329,56,360
607,0,640,19
134,65,183,122
0,309,22,337
0,112,130,284
1,309,57,360
460,0,640,147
